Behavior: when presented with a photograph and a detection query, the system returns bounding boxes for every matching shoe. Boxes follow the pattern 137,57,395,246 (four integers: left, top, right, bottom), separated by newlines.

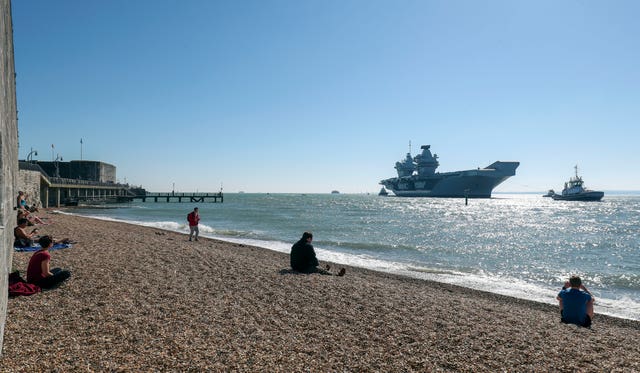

337,268,346,276
189,238,192,241
325,264,331,271
195,238,198,241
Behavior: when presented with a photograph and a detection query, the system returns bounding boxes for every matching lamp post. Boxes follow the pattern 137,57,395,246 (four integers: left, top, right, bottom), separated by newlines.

26,148,38,162
54,154,63,178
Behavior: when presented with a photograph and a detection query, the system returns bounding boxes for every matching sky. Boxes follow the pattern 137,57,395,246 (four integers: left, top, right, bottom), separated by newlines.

11,0,640,193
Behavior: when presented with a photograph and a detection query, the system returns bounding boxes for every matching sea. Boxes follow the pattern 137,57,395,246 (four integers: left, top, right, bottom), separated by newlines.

64,192,640,321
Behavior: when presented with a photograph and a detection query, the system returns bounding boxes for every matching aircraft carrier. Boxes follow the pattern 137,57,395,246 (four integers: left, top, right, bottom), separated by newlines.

379,145,519,198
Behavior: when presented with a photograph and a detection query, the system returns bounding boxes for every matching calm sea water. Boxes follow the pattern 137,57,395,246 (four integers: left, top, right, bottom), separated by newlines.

66,193,640,321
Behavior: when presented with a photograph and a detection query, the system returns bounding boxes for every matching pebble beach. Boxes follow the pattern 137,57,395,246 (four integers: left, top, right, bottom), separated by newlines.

2,211,640,372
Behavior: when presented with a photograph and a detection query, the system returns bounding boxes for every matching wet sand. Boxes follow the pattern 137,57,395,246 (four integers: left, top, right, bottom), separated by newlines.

2,211,640,371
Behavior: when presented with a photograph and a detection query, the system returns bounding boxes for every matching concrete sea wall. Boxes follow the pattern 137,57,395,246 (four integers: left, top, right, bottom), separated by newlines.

0,0,17,353
18,169,41,207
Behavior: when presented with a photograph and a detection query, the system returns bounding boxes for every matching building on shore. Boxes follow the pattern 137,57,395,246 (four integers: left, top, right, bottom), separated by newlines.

19,160,135,207
34,160,116,183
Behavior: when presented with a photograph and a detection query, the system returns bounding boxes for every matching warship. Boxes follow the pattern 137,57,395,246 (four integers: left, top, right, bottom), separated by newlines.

379,145,519,198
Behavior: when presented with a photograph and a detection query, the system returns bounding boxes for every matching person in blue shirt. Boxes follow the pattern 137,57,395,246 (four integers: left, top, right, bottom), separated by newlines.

557,275,594,328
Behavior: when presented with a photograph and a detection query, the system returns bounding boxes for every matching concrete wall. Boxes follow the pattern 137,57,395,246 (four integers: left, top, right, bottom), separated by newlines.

97,162,116,183
18,169,41,207
0,0,18,353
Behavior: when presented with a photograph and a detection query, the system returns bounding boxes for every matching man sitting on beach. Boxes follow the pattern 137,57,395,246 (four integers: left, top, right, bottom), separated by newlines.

290,232,345,276
557,275,594,328
26,235,71,289
14,218,39,248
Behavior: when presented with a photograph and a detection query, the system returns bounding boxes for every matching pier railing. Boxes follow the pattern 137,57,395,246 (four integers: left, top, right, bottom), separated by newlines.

128,192,224,203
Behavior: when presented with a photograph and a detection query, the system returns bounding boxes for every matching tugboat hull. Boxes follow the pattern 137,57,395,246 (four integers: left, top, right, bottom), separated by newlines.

551,191,604,201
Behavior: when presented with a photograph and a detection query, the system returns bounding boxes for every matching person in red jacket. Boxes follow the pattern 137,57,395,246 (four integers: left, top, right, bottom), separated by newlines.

187,207,200,241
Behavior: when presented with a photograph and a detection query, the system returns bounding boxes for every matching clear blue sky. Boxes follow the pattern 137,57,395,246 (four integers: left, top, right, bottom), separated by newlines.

12,0,640,193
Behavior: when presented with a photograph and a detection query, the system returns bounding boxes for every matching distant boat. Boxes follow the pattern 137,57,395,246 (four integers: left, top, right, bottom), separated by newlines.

331,190,340,194
378,187,389,196
551,166,604,201
543,189,555,197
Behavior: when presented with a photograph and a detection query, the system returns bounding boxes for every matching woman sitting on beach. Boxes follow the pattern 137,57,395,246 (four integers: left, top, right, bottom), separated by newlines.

16,191,27,210
26,235,71,289
14,218,39,248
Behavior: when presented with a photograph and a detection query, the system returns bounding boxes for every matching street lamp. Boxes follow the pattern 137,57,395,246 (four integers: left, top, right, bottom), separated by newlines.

26,148,38,162
54,154,63,177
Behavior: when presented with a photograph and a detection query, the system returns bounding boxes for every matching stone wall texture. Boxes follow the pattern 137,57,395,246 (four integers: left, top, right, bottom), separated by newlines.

0,0,17,353
18,170,41,207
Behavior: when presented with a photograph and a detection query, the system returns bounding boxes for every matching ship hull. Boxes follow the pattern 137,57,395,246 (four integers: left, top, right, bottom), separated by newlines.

380,161,519,198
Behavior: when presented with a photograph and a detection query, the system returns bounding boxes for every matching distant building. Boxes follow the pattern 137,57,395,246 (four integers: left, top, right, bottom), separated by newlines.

34,160,117,183
19,160,130,207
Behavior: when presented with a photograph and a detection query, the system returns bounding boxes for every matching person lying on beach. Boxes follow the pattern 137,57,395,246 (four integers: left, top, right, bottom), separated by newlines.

14,218,39,248
290,232,345,276
26,235,71,289
17,210,33,225
557,275,594,328
17,209,47,225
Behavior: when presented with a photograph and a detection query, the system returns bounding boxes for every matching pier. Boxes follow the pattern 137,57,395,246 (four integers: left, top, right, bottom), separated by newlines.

129,192,224,203
19,160,224,207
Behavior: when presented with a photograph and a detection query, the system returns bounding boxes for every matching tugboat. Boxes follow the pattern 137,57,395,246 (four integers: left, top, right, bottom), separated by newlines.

551,166,604,201
379,144,519,198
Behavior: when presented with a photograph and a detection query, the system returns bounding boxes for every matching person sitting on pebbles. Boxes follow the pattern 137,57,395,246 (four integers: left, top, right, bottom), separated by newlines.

557,275,594,328
26,235,71,289
290,231,345,276
16,191,28,211
14,218,39,248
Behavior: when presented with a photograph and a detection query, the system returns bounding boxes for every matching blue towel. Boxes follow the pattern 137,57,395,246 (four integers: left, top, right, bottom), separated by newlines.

14,243,72,252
